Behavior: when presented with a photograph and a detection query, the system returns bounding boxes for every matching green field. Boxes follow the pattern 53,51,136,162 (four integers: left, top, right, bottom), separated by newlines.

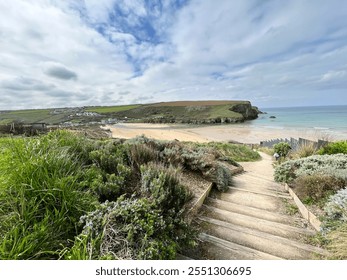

85,104,141,114
0,100,258,125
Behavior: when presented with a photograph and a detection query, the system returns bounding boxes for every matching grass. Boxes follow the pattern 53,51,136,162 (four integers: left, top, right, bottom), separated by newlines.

192,142,261,162
102,101,255,123
0,131,264,260
327,223,347,259
283,199,299,215
85,105,141,114
1,100,257,126
0,109,71,125
0,133,99,259
207,105,243,119
291,142,318,159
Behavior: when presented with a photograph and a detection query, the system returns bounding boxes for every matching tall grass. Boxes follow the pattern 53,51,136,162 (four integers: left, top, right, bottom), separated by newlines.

191,142,260,162
0,133,99,259
292,142,318,159
327,223,347,259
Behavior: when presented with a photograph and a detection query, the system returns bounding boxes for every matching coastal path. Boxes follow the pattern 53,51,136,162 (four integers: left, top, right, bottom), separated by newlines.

188,152,328,260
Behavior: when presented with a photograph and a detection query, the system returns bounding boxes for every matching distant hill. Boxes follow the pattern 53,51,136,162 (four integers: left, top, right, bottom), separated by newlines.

104,100,261,124
0,100,261,125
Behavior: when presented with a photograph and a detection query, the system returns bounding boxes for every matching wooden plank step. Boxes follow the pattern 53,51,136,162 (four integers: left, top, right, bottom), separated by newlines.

199,233,283,260
199,216,328,259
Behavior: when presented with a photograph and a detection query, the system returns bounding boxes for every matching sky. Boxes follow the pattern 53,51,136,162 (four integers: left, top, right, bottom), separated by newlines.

1,0,347,110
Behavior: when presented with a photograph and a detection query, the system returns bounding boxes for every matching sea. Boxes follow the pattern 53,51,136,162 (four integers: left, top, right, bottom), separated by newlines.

248,105,347,138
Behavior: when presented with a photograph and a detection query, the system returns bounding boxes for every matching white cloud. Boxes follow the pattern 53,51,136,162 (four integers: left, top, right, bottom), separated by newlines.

0,0,347,110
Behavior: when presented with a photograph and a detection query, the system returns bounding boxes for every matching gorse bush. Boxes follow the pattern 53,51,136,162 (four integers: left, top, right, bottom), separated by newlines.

274,154,347,183
318,141,347,155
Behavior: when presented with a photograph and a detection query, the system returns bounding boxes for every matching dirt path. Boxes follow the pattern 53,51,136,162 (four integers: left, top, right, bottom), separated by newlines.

185,152,328,260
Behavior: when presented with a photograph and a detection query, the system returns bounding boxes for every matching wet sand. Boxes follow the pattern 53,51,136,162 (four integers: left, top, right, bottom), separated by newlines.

105,123,347,144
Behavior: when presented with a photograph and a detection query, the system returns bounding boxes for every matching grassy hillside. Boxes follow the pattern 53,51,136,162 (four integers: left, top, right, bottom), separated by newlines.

106,100,258,124
0,100,259,125
85,104,141,114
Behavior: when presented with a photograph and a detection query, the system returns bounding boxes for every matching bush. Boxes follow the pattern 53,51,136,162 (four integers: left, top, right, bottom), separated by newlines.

140,163,191,212
323,188,347,228
127,143,158,168
292,174,344,204
205,162,233,192
64,195,196,260
273,142,292,158
274,154,347,183
318,141,347,155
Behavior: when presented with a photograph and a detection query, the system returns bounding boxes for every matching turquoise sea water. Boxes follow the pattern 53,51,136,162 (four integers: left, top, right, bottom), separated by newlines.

248,105,347,133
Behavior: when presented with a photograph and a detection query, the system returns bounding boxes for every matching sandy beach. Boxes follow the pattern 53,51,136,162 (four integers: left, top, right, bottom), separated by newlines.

105,123,347,143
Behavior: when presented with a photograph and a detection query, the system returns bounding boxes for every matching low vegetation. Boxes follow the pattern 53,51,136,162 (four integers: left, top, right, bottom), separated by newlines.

0,100,260,126
274,146,347,259
0,131,255,259
273,142,292,158
318,140,347,155
85,105,141,114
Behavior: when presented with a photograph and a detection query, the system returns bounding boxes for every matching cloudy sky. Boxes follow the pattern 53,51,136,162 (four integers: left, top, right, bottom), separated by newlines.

1,0,347,110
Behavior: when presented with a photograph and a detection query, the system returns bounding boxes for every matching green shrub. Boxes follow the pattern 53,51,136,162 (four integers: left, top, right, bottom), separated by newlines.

322,188,347,231
64,195,196,260
140,163,191,212
292,174,344,204
318,141,347,155
273,142,292,158
274,154,347,183
127,143,158,168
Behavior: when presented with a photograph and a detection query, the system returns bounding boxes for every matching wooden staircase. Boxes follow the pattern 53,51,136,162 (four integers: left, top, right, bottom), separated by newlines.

184,154,328,260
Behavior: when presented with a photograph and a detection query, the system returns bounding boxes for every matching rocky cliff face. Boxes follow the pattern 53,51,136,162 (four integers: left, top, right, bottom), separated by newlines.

229,102,259,120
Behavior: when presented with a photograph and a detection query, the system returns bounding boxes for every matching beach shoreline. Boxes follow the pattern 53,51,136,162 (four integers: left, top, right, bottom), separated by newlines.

105,123,347,144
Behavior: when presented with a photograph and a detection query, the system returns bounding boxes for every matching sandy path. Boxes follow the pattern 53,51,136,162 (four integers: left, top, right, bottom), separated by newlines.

105,123,346,144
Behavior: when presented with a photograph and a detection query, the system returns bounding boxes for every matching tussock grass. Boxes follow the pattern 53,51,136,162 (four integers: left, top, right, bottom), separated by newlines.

327,223,347,259
292,142,318,159
0,133,99,259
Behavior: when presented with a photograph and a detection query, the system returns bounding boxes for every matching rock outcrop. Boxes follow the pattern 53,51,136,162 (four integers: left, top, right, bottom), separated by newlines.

229,102,259,120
